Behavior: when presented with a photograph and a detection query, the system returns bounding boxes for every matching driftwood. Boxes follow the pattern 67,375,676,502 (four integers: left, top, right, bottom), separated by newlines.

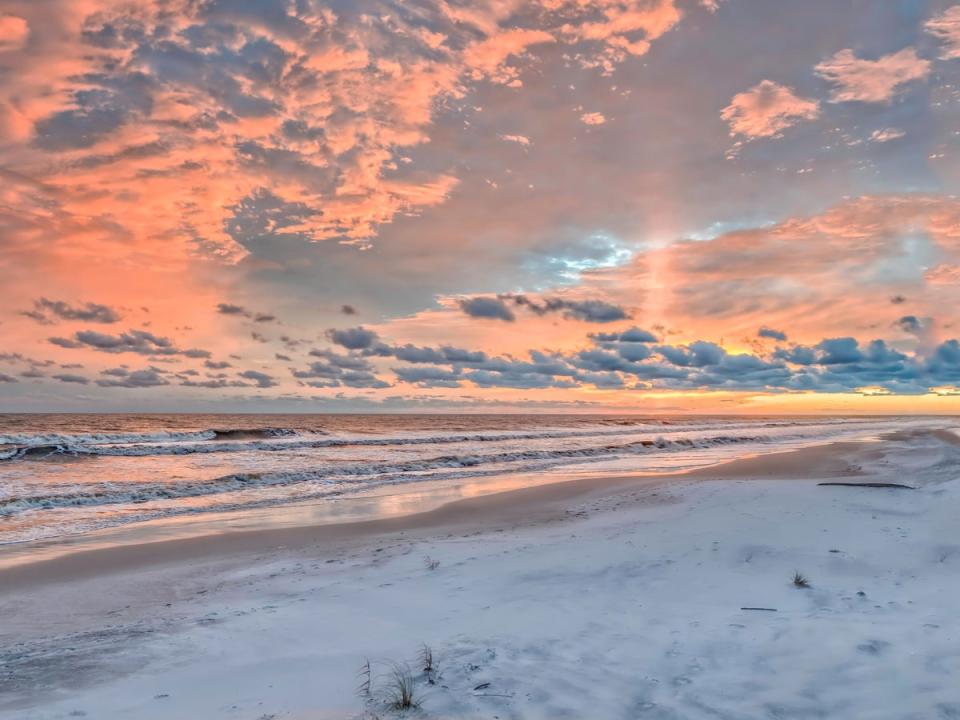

740,607,777,612
817,482,915,489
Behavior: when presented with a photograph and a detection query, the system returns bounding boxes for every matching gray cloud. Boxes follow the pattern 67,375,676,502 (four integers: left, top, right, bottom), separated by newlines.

365,327,952,394
657,341,725,368
501,294,630,323
758,327,788,342
217,303,247,315
49,329,211,358
895,315,923,334
48,337,85,349
591,328,658,343
0,352,56,367
327,327,380,350
238,370,278,388
459,296,516,322
393,366,463,388
308,349,374,371
816,337,864,365
24,298,121,325
216,303,277,323
338,372,391,389
291,350,390,389
462,369,578,389
52,373,90,384
180,378,249,389
97,368,170,388
456,294,631,324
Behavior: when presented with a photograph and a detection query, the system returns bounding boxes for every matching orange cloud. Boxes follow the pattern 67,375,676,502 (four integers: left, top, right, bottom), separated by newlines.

557,0,684,72
374,194,960,361
539,195,960,346
464,28,556,86
815,48,931,103
0,14,28,52
925,5,960,60
721,80,820,139
5,0,958,411
580,111,607,125
0,0,696,279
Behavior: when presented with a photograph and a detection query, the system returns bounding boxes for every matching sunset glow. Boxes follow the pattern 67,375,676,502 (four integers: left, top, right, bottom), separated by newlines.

3,0,960,413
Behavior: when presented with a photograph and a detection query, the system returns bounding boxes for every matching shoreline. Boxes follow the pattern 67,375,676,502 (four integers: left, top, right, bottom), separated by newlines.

0,437,870,593
0,416,918,556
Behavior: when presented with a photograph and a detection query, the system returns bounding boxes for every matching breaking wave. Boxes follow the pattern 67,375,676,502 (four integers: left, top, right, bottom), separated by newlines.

0,420,843,462
0,427,311,461
0,433,770,515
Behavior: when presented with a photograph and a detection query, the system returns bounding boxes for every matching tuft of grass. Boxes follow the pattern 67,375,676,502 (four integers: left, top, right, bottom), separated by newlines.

420,644,434,673
384,662,421,711
420,643,438,684
356,657,373,700
424,556,440,571
793,571,811,588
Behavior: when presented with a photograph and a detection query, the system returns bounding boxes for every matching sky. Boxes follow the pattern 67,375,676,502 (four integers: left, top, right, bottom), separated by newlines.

1,0,960,413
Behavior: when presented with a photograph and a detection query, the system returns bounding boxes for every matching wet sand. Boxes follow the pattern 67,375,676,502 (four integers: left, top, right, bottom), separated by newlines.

0,438,873,593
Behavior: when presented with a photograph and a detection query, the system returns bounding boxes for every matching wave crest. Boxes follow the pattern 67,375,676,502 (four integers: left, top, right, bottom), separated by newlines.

0,433,769,515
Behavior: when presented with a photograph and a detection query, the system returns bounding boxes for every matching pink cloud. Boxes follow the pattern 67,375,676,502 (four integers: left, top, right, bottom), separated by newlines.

537,195,960,345
379,194,960,359
0,2,494,264
499,134,531,145
0,0,695,273
926,5,960,60
0,14,28,52
570,1,682,43
870,128,906,143
926,264,960,284
815,48,931,103
580,111,607,125
0,0,711,389
558,0,684,73
464,28,556,86
721,80,820,139
10,0,957,409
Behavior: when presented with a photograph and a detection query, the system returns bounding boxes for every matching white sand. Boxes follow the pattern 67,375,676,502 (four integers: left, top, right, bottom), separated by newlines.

2,428,959,719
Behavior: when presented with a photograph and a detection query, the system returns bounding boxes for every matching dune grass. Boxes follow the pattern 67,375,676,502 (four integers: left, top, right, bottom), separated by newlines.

384,662,421,711
357,654,426,714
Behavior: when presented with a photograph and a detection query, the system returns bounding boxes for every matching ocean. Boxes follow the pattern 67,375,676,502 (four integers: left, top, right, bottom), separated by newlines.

0,414,939,544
